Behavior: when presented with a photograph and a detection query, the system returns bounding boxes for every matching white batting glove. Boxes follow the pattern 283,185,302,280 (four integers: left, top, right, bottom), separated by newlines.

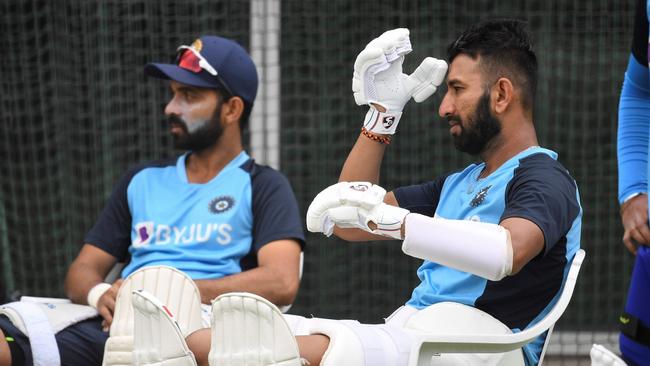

306,182,410,239
352,28,448,135
306,182,348,236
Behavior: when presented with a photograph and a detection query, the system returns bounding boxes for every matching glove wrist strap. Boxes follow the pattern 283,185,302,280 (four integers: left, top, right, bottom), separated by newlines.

363,107,402,135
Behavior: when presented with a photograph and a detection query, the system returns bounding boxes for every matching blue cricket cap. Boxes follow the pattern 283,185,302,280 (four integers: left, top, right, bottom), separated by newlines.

145,36,258,104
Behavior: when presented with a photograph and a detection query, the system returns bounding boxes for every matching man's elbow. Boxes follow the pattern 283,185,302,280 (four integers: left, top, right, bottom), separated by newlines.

274,275,300,306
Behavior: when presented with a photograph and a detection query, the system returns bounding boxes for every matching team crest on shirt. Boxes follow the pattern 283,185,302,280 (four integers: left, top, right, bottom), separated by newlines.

209,196,235,214
470,185,492,207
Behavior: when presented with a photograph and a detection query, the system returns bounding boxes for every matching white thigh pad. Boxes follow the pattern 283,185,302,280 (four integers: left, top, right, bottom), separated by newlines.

103,265,203,366
302,318,412,366
0,297,99,366
402,214,513,281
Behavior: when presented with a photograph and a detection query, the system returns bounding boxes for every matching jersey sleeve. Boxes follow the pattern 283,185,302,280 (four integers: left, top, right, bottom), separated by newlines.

618,0,650,203
83,168,138,262
250,167,305,252
501,155,581,255
392,175,448,216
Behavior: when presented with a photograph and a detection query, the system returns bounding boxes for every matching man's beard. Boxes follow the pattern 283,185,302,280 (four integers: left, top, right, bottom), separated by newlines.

447,91,502,156
168,104,223,151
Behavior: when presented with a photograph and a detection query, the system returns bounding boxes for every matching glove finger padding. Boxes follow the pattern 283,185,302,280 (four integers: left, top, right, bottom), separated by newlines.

353,47,390,106
353,28,411,107
306,181,387,236
327,206,366,230
366,28,411,62
306,182,349,235
406,57,448,103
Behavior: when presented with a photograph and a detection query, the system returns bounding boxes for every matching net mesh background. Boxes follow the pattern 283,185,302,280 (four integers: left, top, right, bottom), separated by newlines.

0,0,635,359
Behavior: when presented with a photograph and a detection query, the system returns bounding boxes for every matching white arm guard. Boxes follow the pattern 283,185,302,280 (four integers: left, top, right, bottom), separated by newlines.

352,28,448,135
402,214,514,281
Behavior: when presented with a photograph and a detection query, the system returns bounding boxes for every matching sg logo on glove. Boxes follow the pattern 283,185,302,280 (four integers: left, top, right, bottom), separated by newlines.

383,116,396,129
349,183,370,192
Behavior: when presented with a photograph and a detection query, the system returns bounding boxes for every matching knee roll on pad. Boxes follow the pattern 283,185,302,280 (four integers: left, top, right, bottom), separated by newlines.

304,318,412,366
304,318,365,366
103,265,203,366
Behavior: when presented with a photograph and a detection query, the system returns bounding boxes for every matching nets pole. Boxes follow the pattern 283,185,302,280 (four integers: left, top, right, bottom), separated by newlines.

250,0,281,169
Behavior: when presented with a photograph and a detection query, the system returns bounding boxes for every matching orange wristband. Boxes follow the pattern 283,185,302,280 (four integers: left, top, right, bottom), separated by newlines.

361,127,391,145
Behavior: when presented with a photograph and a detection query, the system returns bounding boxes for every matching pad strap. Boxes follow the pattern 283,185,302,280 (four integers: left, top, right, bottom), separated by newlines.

1,302,60,366
620,311,650,347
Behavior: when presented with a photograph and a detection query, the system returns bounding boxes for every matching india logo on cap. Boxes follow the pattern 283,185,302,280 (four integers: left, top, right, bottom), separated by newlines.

191,39,203,52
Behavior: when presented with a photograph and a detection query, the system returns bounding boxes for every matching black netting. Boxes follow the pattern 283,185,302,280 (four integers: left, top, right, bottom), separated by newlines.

0,0,636,357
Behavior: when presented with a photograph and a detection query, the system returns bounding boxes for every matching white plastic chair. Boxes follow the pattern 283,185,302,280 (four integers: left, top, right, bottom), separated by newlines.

407,249,586,366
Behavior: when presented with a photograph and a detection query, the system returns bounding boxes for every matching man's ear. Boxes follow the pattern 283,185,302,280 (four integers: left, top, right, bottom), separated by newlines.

221,96,244,127
492,77,514,114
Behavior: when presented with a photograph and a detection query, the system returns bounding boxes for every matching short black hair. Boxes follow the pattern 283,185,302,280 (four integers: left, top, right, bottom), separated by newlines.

447,19,537,110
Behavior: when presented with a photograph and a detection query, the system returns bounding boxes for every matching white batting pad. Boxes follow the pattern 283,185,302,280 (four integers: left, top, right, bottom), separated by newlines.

590,344,627,366
103,265,203,366
209,292,302,366
131,290,198,366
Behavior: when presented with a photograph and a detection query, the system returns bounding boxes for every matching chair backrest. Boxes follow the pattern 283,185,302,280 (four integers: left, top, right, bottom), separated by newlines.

536,249,585,365
408,249,586,366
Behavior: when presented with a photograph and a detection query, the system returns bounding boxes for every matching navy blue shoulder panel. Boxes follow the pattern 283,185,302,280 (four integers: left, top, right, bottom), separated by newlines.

501,153,580,254
238,159,305,271
84,158,176,261
476,153,580,329
393,174,450,216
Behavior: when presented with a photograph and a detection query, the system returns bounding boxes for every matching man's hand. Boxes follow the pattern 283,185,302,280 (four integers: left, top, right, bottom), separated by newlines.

306,182,383,236
96,279,123,331
621,194,650,255
352,28,447,135
307,182,409,239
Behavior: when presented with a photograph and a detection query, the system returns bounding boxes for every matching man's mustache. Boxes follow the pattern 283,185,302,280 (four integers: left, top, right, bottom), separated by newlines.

445,115,462,124
168,115,188,131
